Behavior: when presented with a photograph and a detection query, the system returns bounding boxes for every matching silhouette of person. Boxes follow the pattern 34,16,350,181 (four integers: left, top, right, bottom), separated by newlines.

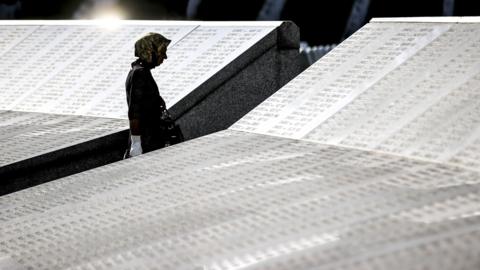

125,32,171,157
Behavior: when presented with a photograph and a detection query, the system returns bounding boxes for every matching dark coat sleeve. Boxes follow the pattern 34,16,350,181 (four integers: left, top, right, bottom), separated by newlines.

127,69,147,120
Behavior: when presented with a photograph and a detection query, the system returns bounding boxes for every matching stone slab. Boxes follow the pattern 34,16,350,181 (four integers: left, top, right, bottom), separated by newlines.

1,18,479,269
0,130,478,269
232,20,480,171
0,21,303,193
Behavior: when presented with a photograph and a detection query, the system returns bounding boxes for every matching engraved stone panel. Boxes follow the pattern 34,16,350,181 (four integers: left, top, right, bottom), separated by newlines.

0,25,38,56
1,19,480,270
0,24,196,115
0,22,278,119
154,25,278,108
232,21,480,171
0,130,479,269
0,21,285,168
0,110,126,167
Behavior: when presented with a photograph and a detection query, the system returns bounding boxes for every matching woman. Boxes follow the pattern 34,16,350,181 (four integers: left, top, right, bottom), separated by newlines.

125,32,172,157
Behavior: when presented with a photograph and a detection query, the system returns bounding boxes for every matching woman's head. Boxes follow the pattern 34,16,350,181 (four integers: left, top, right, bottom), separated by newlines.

134,32,171,68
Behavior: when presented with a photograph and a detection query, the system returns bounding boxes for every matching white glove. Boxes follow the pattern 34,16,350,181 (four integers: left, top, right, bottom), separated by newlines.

129,135,142,157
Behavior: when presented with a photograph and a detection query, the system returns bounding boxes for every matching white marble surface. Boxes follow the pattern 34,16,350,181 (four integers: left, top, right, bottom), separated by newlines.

0,21,278,165
0,22,278,118
232,22,480,171
2,19,480,270
1,130,479,269
0,110,127,166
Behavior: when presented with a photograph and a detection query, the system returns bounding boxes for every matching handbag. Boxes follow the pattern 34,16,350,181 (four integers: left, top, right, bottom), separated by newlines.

160,108,184,146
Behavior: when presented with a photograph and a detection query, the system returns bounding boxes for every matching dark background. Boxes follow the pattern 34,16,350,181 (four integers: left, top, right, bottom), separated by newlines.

1,0,480,45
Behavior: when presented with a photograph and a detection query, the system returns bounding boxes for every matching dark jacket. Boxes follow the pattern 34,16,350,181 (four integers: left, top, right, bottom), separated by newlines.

126,60,168,153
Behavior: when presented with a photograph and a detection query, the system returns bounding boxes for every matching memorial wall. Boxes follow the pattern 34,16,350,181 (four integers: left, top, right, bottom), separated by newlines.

232,17,480,170
1,18,478,269
0,110,126,166
0,22,277,118
0,21,302,194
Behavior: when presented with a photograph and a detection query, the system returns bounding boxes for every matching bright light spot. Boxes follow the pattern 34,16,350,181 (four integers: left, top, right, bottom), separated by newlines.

91,6,126,29
94,10,124,21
